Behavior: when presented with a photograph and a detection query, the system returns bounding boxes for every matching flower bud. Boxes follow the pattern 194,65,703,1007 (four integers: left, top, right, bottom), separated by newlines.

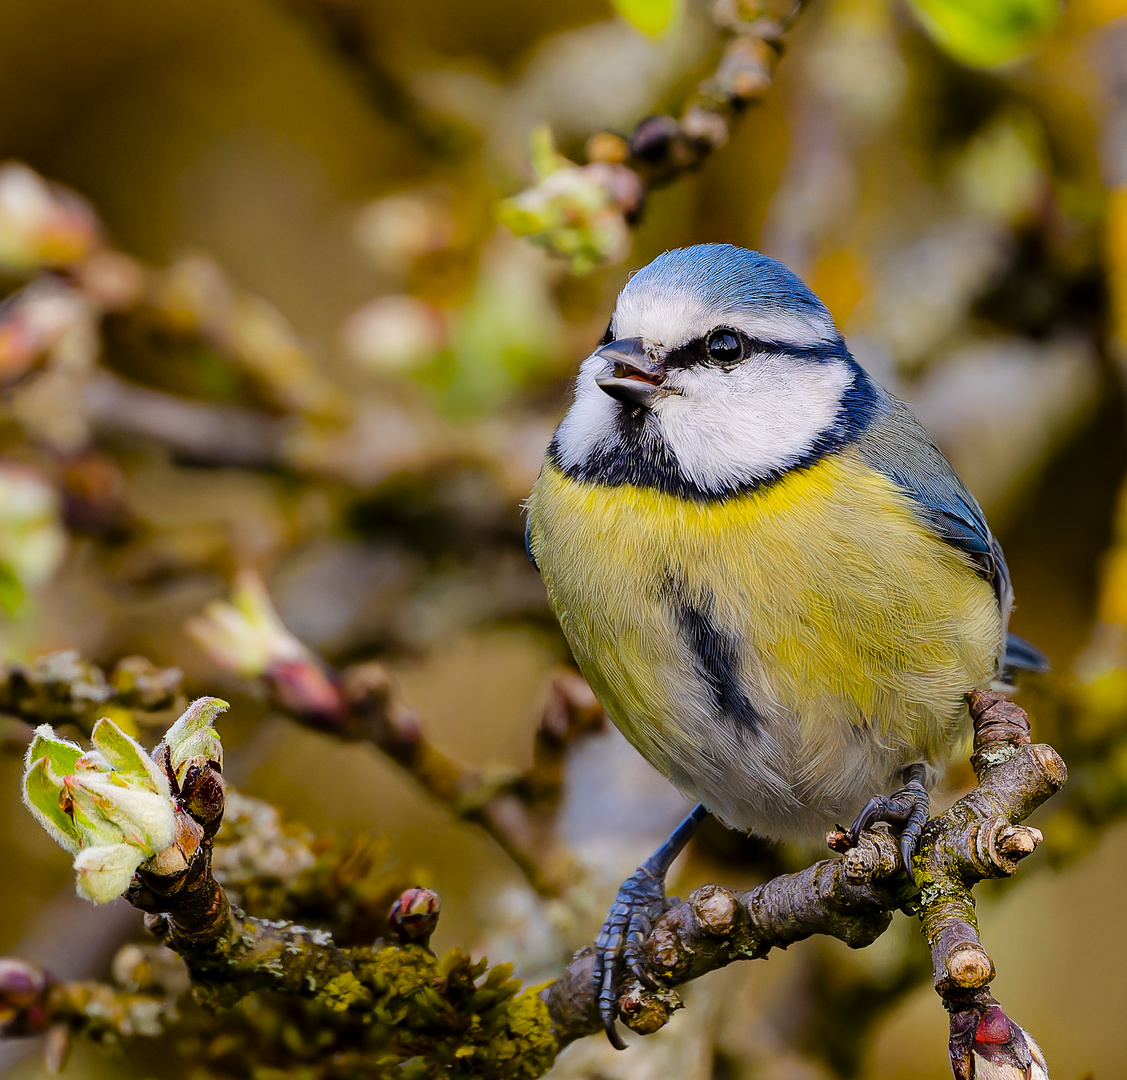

0,278,96,386
0,465,67,614
177,758,226,836
73,844,146,904
185,569,307,680
65,771,173,853
949,999,1050,1080
0,163,101,272
186,572,346,725
497,127,634,273
388,887,441,946
0,958,50,1008
0,958,52,1035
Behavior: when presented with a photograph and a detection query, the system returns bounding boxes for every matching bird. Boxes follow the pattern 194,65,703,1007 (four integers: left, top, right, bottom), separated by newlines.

523,243,1047,1048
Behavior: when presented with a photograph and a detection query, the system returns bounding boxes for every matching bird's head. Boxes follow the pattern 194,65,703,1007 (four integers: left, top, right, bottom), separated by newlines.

550,244,883,497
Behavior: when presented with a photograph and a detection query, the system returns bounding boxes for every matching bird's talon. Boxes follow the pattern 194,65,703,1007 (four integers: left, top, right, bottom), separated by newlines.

602,1011,627,1051
843,766,931,876
626,948,661,991
593,866,668,1047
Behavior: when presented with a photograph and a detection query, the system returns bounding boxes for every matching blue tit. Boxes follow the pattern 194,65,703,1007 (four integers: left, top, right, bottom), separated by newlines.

523,243,1047,1046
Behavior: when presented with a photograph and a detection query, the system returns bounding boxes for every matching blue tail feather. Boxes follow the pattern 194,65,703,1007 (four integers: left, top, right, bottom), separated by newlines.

1004,633,1050,674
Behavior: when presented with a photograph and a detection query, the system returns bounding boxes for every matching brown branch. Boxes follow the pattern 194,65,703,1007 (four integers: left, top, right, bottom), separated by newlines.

276,0,465,156
82,371,287,469
602,0,809,190
1,682,1065,1078
187,567,601,898
1,639,599,901
500,1,811,268
3,749,558,1077
543,691,1065,1075
314,661,603,898
0,651,182,731
0,955,179,1047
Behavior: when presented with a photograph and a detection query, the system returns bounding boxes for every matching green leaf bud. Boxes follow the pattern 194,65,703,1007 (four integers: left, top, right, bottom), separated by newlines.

73,844,146,905
90,717,171,797
161,696,228,783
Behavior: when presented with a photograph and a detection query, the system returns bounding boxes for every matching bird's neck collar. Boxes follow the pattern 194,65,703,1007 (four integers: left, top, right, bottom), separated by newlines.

548,357,886,501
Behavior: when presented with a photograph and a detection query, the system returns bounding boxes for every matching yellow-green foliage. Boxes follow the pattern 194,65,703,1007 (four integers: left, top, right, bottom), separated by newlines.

357,946,558,1079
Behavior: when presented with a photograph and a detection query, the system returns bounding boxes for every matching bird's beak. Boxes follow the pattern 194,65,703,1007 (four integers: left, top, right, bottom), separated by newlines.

594,337,664,408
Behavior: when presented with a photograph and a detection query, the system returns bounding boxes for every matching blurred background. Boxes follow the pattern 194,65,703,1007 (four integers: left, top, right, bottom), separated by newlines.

0,0,1126,1076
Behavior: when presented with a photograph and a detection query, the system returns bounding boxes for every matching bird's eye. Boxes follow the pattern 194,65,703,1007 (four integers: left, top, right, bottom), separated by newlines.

706,329,744,365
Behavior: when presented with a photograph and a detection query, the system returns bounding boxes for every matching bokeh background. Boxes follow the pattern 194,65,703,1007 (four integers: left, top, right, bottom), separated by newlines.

1,0,1126,1076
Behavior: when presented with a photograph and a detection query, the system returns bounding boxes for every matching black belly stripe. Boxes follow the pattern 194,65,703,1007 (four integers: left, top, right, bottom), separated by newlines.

665,580,762,734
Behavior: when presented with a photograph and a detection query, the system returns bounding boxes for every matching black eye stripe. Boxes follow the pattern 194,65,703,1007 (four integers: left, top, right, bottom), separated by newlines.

598,319,614,347
660,330,831,369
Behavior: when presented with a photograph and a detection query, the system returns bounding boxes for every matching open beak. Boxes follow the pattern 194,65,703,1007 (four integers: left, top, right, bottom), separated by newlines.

594,337,664,408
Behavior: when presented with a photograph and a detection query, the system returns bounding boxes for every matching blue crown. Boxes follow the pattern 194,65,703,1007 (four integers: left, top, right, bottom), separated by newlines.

626,244,836,327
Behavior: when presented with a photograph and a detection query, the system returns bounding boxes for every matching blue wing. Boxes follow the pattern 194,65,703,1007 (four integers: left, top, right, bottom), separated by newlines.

857,395,1048,673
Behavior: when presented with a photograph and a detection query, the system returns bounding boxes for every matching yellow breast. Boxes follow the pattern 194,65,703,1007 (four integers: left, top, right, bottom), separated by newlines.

527,450,1002,835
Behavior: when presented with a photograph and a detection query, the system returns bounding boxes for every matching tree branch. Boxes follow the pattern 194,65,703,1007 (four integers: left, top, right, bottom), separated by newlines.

0,680,1070,1078
609,0,809,189
82,371,287,469
3,748,561,1078
276,0,465,156
500,1,811,269
187,574,605,899
0,651,182,731
543,691,1063,1077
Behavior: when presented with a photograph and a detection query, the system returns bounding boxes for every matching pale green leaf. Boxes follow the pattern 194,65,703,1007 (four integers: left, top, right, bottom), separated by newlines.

0,563,23,615
25,725,83,776
905,0,1060,68
612,0,682,37
23,756,81,853
73,844,144,904
91,717,170,796
529,125,568,181
164,696,228,779
495,199,546,237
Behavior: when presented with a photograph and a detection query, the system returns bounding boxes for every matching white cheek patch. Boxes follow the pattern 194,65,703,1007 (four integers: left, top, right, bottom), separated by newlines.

654,358,854,490
551,354,622,470
614,284,837,351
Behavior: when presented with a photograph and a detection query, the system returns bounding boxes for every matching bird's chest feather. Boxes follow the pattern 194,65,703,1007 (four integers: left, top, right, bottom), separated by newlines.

527,451,1001,831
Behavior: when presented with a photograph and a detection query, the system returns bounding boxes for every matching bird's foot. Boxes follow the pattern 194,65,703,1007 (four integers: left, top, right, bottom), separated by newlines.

591,804,708,1049
834,763,931,877
593,864,671,1050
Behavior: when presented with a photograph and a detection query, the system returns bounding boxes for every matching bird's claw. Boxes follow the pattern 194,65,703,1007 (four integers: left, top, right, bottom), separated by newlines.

841,764,930,877
593,865,669,1049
